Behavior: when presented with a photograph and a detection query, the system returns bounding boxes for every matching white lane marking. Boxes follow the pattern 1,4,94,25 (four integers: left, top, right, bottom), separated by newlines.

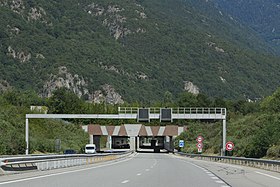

145,169,150,171
215,180,224,184
173,155,230,186
255,171,280,181
137,173,142,176
0,155,135,185
121,180,129,184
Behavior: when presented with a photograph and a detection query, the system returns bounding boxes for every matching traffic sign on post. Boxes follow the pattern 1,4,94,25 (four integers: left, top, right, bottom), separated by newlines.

196,136,204,143
226,141,234,151
196,143,203,149
179,140,184,148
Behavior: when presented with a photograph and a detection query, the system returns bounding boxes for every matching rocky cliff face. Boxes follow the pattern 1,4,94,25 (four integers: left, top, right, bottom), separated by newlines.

41,66,124,104
93,84,124,104
0,80,11,93
184,81,200,95
41,66,91,99
85,2,146,40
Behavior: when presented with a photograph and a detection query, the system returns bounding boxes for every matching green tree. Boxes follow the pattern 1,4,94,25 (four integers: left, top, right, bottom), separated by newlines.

261,88,280,113
163,91,173,105
47,88,84,114
177,92,198,107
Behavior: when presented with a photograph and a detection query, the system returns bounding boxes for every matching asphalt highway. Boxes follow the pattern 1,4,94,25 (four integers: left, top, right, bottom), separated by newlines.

0,153,280,187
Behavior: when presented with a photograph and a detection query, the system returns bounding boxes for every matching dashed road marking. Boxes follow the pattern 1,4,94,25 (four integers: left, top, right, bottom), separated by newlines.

175,156,231,187
121,180,129,184
137,173,142,176
215,180,224,184
145,169,150,171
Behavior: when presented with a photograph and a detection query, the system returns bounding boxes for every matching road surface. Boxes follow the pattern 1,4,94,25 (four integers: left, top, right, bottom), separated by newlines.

0,153,280,187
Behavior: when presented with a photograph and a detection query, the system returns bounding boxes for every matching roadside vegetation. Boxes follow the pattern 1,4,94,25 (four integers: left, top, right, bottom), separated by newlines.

0,87,279,159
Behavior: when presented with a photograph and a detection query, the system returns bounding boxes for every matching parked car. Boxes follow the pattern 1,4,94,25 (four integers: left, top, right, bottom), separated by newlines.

63,149,76,154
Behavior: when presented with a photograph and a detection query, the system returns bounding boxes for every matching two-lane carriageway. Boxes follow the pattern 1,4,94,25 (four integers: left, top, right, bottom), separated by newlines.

0,153,280,187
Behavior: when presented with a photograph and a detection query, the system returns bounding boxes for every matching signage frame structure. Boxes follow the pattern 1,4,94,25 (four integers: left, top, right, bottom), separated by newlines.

25,107,227,155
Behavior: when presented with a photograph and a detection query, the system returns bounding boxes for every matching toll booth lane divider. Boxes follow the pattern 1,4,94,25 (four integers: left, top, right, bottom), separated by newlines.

0,151,133,175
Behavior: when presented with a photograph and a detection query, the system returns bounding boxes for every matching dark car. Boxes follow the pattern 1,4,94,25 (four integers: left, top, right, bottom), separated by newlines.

63,149,77,154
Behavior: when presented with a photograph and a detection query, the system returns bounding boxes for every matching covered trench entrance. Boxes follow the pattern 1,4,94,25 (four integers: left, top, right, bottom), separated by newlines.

82,124,186,152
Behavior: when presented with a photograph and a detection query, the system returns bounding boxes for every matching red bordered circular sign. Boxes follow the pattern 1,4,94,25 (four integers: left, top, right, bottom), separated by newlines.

226,141,234,151
196,136,204,143
196,143,203,149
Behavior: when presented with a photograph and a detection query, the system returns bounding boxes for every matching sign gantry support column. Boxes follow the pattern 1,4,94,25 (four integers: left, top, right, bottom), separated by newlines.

222,119,226,156
25,118,29,155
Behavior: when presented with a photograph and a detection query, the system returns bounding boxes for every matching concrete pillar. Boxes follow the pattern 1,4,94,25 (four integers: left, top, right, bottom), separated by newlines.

137,137,140,150
129,136,136,151
169,136,174,153
106,136,112,149
89,134,93,144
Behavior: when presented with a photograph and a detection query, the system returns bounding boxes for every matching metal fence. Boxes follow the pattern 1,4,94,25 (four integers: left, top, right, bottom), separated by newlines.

0,151,132,174
177,152,280,173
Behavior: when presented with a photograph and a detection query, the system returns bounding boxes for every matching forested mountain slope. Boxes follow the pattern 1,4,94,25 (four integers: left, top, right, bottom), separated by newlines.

212,0,280,53
0,0,279,103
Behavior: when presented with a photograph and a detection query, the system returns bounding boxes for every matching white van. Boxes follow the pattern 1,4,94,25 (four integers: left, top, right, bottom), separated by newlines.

85,144,96,154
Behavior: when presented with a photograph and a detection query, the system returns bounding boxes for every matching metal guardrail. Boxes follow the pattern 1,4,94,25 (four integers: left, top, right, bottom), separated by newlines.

177,152,280,173
118,107,226,115
0,151,132,174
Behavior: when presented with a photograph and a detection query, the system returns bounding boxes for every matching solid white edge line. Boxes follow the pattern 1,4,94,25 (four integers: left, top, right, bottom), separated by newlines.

0,154,136,185
255,171,280,181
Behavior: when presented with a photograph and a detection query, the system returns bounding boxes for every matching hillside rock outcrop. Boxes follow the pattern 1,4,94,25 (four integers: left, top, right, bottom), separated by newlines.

93,84,124,105
42,66,124,104
184,81,200,95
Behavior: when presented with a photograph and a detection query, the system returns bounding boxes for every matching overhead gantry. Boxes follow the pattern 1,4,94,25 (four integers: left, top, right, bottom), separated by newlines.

25,107,226,155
